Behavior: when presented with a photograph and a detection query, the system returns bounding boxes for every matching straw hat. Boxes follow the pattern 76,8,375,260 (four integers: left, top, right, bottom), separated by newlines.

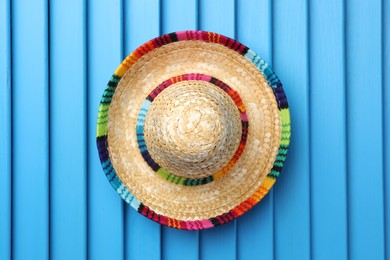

96,30,290,230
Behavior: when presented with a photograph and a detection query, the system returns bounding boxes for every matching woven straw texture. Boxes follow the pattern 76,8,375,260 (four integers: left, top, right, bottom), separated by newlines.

96,30,290,230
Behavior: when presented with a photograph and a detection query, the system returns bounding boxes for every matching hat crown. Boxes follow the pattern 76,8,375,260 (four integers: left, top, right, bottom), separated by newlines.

144,81,242,179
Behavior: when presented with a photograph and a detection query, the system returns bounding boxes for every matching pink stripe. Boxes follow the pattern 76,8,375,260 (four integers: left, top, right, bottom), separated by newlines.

163,79,173,87
240,112,248,122
183,73,212,82
183,221,195,230
200,219,213,229
176,30,195,41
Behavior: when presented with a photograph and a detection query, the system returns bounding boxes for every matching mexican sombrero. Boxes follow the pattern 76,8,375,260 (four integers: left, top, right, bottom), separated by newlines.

96,30,290,230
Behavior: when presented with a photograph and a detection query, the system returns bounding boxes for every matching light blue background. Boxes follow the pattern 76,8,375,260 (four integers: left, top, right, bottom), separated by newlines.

0,0,389,259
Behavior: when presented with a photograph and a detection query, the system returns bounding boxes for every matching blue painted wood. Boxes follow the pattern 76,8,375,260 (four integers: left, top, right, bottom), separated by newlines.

162,0,198,33
384,1,390,258
198,1,236,259
346,0,385,259
49,0,87,258
3,1,389,260
160,1,199,259
273,0,311,259
124,1,161,259
88,0,124,259
12,0,49,259
0,0,11,259
199,0,235,38
236,0,274,259
309,0,348,259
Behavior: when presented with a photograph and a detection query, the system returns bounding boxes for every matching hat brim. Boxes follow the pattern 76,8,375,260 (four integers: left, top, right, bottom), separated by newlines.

96,30,290,230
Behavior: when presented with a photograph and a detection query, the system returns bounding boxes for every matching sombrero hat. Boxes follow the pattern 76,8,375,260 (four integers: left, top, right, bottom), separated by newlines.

96,30,290,230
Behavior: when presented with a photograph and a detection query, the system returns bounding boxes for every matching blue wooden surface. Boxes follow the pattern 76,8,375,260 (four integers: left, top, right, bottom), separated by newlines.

0,0,388,259
236,1,274,260
309,0,348,259
0,0,11,259
346,0,385,259
124,1,161,260
87,0,124,259
161,1,199,259
11,0,49,259
385,1,390,259
50,0,87,258
273,0,311,259
198,1,236,259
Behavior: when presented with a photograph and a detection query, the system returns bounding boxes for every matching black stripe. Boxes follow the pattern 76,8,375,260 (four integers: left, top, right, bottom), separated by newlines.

209,77,218,84
272,165,282,172
209,218,220,226
241,46,249,55
169,32,178,42
107,80,118,87
138,204,145,213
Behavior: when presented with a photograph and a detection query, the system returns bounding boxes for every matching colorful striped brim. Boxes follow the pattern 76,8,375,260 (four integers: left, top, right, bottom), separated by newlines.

96,30,290,230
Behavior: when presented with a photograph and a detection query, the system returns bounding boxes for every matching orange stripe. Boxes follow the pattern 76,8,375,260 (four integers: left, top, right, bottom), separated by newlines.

177,220,182,230
232,207,244,216
237,103,246,112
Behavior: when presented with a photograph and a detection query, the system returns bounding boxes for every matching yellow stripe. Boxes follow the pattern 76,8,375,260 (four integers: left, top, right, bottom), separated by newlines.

114,64,128,77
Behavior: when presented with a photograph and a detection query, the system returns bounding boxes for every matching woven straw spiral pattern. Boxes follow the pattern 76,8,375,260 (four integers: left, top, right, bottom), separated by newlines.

144,80,242,179
96,30,290,230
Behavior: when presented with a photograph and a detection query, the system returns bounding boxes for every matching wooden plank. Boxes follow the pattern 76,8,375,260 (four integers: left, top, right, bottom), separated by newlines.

198,1,236,259
346,0,385,259
235,0,274,260
124,1,161,259
309,0,348,259
12,0,49,259
0,0,11,259
88,0,124,259
49,0,87,258
160,1,199,259
199,0,235,38
384,1,390,259
272,0,311,259
161,0,197,33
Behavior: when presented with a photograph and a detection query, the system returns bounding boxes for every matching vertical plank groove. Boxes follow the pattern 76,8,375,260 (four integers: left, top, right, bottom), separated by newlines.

121,1,127,259
307,1,312,258
85,0,89,258
307,1,313,260
0,0,12,258
233,4,238,258
12,0,50,258
121,1,126,258
383,0,389,258
343,0,350,258
10,1,14,257
47,0,51,257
